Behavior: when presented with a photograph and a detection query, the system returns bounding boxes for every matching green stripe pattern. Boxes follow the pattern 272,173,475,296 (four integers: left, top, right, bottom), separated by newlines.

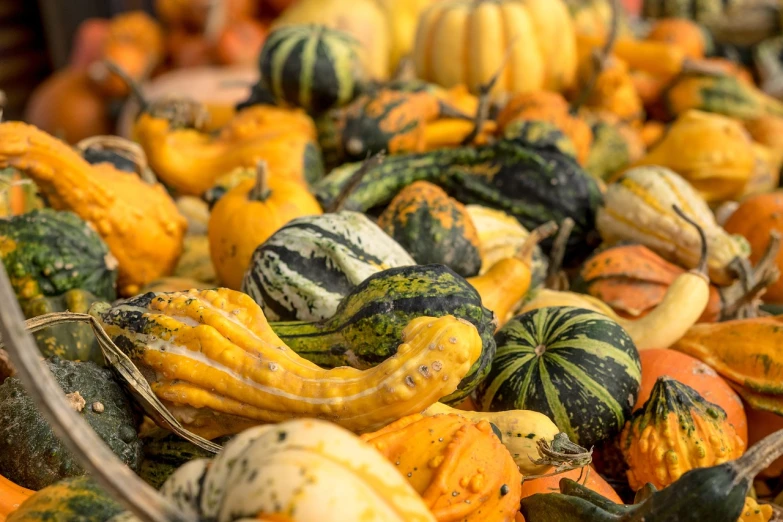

260,24,362,114
477,306,641,447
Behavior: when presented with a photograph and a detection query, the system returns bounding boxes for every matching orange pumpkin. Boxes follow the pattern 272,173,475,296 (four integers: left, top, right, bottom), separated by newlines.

724,192,783,303
361,413,522,522
518,467,622,508
637,349,747,445
23,68,112,145
745,407,783,478
497,91,593,165
0,474,33,522
215,18,268,66
646,19,708,60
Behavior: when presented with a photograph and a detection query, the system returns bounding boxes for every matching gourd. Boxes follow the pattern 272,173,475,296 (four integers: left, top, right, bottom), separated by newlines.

642,0,740,22
269,264,496,404
361,414,522,522
0,358,142,490
378,181,482,277
137,430,229,489
21,290,103,365
477,306,641,447
465,205,548,288
631,110,756,204
259,24,364,114
0,169,41,218
140,277,209,294
596,166,749,286
242,210,414,321
272,0,389,81
0,209,117,303
520,288,616,316
621,376,746,491
6,476,124,522
574,243,778,323
585,117,646,181
0,474,32,522
91,287,482,437
724,192,783,303
422,402,560,475
134,104,321,196
172,235,216,284
636,349,747,446
663,73,783,121
208,162,322,290
575,52,644,125
518,467,623,506
413,0,577,97
646,18,710,60
496,91,593,165
467,221,557,328
0,122,187,296
315,131,603,262
158,419,436,521
670,317,783,413
739,497,774,522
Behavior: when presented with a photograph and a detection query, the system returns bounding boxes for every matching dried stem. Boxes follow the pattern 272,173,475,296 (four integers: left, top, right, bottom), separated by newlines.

76,135,158,185
100,60,149,111
723,231,781,319
546,218,575,291
523,433,593,484
327,151,385,213
570,0,620,114
673,205,708,275
249,160,271,201
517,221,558,262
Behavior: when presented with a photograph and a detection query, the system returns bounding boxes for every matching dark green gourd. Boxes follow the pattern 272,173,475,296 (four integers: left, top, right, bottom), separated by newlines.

270,264,497,404
138,430,230,489
314,126,603,262
0,357,142,490
520,426,783,521
0,209,117,303
477,306,641,447
259,24,363,115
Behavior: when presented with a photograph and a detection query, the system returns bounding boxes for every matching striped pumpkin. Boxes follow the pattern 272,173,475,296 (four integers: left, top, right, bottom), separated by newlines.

259,25,363,115
242,211,415,321
477,306,641,447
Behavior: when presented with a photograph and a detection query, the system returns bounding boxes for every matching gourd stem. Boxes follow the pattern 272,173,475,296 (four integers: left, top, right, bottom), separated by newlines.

203,0,227,42
722,231,781,319
570,0,620,114
523,433,593,484
101,60,149,112
517,221,558,262
0,266,193,522
672,205,708,275
732,428,783,487
249,160,271,202
327,151,385,213
545,217,575,290
76,136,158,185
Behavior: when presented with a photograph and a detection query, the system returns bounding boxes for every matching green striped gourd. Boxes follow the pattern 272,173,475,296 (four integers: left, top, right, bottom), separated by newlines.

0,209,118,303
242,211,414,322
271,264,497,404
315,128,603,262
596,165,749,286
260,25,363,115
642,0,740,22
477,306,641,447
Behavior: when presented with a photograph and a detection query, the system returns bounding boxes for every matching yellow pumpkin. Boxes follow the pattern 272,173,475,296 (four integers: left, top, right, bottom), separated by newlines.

413,0,577,97
208,162,322,289
376,0,443,74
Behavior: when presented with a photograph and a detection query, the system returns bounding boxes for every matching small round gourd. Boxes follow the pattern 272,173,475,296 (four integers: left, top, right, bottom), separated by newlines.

259,24,363,114
477,306,641,447
378,181,482,277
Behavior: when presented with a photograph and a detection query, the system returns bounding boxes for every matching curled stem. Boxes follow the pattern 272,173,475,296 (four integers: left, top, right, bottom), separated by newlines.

672,205,708,276
523,432,594,484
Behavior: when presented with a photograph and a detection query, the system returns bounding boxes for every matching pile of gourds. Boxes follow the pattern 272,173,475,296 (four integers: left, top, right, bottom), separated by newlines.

5,0,783,521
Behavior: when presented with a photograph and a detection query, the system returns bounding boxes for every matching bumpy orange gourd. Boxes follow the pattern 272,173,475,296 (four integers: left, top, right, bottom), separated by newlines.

575,52,644,125
724,192,783,303
0,474,33,522
646,18,708,60
361,413,522,522
0,122,186,296
621,377,746,491
497,91,593,165
134,104,319,195
208,162,322,290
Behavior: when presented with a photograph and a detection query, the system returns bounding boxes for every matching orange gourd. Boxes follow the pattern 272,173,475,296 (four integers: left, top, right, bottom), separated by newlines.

646,18,708,60
497,91,593,165
215,18,268,66
574,52,644,125
208,162,322,289
746,407,783,478
636,349,747,445
361,413,522,522
0,474,33,522
69,19,111,69
724,192,783,303
518,467,622,505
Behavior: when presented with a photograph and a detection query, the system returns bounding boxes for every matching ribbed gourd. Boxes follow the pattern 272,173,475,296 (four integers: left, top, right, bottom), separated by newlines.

269,264,497,404
361,414,522,522
621,377,746,491
596,166,749,286
0,209,117,303
91,287,482,438
259,25,363,114
242,211,415,321
378,181,483,277
477,306,641,447
158,419,437,522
